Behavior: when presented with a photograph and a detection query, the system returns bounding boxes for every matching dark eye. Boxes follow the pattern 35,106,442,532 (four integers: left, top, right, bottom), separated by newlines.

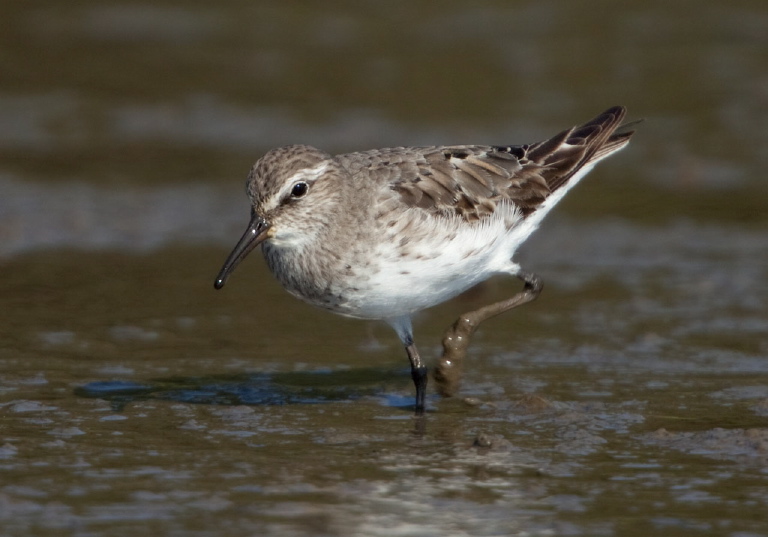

290,182,309,198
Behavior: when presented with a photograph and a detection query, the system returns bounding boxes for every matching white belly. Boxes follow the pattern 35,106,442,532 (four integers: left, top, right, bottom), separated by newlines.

341,204,525,320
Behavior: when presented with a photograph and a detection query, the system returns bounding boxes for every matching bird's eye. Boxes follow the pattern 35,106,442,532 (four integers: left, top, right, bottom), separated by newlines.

290,182,309,198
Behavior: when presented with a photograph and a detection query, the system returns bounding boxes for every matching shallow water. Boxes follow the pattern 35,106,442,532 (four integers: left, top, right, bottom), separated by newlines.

2,1,768,536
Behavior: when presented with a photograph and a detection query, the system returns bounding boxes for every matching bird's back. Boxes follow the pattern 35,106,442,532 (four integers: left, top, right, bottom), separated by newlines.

337,106,632,223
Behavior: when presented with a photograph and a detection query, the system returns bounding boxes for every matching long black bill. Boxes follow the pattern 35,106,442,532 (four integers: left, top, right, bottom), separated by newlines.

214,213,271,289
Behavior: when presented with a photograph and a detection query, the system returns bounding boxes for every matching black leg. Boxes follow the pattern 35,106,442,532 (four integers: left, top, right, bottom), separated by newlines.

434,270,544,398
386,316,429,415
405,342,428,415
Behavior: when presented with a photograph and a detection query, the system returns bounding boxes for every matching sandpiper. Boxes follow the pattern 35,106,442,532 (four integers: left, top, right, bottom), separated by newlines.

215,106,635,414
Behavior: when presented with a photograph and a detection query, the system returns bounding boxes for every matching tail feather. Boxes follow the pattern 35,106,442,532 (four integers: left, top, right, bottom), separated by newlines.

537,106,633,193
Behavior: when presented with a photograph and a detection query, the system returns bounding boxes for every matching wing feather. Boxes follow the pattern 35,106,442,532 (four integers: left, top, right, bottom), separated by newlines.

341,106,634,222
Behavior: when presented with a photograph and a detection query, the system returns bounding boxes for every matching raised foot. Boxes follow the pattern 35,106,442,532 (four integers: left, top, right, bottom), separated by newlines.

435,316,475,397
433,271,544,398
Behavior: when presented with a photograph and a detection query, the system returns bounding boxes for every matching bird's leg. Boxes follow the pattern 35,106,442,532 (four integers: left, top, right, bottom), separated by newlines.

387,316,428,415
405,339,428,415
434,271,543,398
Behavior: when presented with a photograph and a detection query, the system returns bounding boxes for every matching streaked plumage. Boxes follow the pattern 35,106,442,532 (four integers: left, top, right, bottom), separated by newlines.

215,106,635,413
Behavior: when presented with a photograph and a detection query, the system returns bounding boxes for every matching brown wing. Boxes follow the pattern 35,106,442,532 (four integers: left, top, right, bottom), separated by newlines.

349,106,633,222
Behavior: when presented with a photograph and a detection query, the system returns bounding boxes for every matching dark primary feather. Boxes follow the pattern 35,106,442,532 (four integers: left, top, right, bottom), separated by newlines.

345,106,633,222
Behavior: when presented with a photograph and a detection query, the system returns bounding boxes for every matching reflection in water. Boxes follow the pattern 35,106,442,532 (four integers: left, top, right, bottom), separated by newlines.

76,368,410,409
